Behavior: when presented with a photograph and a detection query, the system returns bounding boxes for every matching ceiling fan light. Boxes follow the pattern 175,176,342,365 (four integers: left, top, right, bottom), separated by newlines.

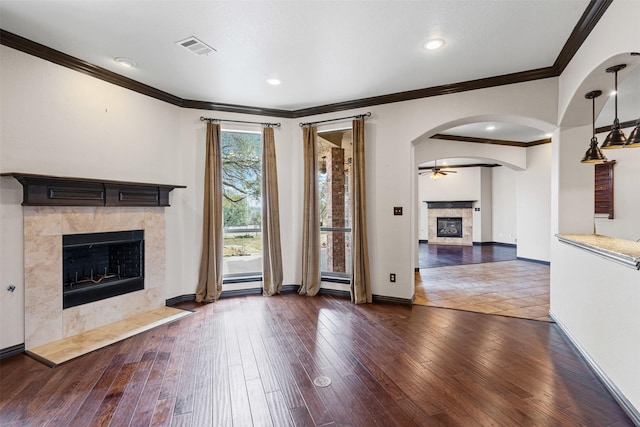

581,137,608,163
430,172,442,180
624,120,640,148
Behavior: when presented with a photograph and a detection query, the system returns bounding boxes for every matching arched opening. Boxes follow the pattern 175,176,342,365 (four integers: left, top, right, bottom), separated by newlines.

410,116,554,321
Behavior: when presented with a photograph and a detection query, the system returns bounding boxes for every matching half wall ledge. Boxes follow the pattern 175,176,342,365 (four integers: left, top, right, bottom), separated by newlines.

1,173,186,207
556,234,640,270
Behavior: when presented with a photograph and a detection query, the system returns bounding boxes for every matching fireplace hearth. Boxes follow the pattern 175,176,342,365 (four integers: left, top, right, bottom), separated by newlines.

63,230,144,309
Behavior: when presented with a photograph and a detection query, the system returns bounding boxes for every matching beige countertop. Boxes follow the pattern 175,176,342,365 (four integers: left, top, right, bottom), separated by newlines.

556,234,640,270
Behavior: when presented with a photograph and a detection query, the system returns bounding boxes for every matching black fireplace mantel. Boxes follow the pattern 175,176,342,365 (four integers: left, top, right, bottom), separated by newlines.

2,173,186,207
424,201,475,209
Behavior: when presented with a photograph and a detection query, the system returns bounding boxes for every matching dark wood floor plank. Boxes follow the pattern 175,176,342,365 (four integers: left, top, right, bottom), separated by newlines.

88,361,138,426
265,390,295,427
246,378,274,427
129,336,175,426
0,292,633,427
229,363,253,426
151,397,175,427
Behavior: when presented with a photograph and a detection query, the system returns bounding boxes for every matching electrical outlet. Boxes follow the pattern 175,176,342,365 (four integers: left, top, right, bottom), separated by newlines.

390,273,396,282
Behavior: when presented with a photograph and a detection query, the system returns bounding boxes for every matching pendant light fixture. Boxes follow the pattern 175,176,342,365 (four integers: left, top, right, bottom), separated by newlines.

581,90,608,164
625,119,640,148
601,64,627,149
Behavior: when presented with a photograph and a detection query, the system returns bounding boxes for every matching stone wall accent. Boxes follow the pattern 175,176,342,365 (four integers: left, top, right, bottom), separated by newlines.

326,147,346,272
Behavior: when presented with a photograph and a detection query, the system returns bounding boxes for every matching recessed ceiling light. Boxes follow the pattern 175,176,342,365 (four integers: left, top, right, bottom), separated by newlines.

609,90,617,96
423,39,445,50
485,125,496,131
114,57,136,68
266,78,281,86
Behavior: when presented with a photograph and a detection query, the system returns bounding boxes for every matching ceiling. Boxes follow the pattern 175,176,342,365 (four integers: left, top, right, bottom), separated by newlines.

2,0,636,147
1,0,589,112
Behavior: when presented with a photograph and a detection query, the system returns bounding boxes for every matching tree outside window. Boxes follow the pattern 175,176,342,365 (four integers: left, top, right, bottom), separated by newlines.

221,131,262,277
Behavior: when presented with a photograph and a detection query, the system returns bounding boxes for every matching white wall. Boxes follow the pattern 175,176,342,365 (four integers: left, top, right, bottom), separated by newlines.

516,143,552,261
0,46,184,349
491,166,517,244
593,131,640,240
552,0,640,414
480,167,492,242
0,45,559,348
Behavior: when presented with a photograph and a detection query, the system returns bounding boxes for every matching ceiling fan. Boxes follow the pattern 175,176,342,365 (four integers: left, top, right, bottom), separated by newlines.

419,160,458,180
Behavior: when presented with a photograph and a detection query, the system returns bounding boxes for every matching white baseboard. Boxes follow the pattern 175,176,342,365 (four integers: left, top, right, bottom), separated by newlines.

549,311,640,426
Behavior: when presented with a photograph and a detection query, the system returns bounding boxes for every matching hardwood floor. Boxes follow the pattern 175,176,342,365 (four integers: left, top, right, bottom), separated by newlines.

419,243,516,268
0,293,632,426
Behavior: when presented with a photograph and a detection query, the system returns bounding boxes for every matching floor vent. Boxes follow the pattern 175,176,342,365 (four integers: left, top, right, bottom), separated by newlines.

176,36,216,56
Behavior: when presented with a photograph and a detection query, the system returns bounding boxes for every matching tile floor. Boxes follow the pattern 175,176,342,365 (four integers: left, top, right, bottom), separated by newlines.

415,258,551,322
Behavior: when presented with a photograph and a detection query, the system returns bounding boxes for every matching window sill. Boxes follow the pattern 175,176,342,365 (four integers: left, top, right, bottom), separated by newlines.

223,275,262,284
321,275,350,285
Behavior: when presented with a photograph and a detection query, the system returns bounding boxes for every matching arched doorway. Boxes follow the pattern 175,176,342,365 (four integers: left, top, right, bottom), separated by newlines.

410,118,553,321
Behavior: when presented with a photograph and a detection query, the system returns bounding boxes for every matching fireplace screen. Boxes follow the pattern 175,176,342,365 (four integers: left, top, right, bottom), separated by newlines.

437,217,463,238
62,230,144,309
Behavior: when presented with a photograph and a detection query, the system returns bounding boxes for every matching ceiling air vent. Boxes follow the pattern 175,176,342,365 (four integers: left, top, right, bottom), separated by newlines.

176,36,217,56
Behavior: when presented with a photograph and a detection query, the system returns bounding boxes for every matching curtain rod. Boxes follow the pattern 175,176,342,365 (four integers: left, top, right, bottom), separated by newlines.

299,112,371,127
200,117,281,128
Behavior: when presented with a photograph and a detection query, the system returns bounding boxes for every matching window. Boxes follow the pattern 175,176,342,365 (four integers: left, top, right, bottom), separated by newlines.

221,131,262,278
318,128,352,280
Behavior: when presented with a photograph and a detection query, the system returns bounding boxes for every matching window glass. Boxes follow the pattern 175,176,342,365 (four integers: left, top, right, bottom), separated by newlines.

318,129,352,279
221,131,262,277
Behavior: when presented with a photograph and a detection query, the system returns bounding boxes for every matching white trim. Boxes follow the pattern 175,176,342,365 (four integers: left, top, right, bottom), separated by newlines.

549,311,640,425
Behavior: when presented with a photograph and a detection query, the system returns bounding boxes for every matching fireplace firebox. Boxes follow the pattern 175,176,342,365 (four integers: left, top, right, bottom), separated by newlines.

63,230,144,309
437,217,463,238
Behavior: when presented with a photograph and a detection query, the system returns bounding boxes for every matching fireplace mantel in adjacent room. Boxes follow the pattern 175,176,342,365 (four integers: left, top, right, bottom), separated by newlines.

424,201,475,209
2,173,186,207
424,200,475,246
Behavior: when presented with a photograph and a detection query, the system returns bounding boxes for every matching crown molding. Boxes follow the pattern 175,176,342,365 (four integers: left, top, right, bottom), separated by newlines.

0,29,183,107
432,133,551,147
0,0,611,118
181,99,295,119
552,0,614,74
418,163,501,170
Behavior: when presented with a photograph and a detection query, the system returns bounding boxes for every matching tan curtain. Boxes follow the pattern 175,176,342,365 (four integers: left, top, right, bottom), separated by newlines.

261,126,283,296
350,118,372,304
299,125,321,296
195,122,224,302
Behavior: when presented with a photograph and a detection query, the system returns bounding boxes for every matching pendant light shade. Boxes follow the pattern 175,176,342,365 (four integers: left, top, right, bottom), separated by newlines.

601,64,627,149
581,90,608,164
625,119,640,148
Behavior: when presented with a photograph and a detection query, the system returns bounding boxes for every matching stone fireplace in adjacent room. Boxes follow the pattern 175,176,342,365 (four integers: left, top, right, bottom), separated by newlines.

426,201,474,246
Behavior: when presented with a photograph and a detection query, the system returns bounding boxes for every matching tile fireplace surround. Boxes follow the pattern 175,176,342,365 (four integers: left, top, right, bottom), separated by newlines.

427,207,473,245
23,206,166,349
